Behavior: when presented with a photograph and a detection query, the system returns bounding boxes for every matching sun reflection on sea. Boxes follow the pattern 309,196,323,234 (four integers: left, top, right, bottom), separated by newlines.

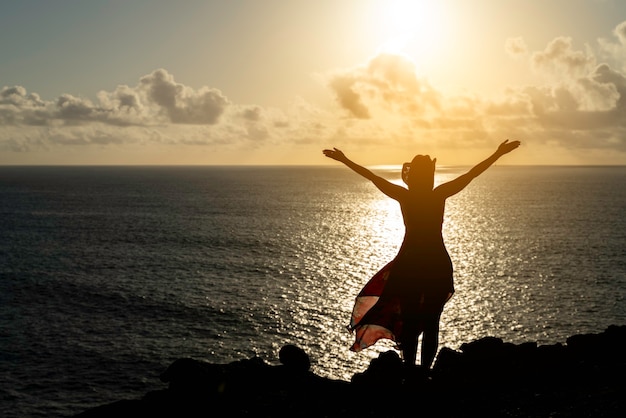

302,167,512,378
302,168,489,379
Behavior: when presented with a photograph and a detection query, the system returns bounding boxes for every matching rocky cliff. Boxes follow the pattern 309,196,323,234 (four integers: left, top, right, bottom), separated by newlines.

75,325,625,417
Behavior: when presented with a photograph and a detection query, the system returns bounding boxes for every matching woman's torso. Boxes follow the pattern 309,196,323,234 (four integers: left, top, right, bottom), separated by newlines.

387,189,453,293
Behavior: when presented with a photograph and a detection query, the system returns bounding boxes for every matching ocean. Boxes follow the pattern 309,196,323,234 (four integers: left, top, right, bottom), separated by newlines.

1,165,625,417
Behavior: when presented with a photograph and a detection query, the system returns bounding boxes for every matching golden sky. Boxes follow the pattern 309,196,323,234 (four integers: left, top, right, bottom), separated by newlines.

1,0,626,165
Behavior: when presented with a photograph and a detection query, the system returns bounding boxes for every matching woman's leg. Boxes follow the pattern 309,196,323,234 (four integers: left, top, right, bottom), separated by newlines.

420,312,441,369
399,307,421,367
400,329,418,367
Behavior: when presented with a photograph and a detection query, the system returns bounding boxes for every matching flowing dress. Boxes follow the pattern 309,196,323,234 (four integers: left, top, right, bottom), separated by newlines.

348,188,454,351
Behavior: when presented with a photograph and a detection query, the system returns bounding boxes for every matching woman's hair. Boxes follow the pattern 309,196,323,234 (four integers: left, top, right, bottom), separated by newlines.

401,163,411,184
403,155,436,188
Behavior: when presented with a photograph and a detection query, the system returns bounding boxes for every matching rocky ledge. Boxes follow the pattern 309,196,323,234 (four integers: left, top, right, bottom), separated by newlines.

75,325,625,417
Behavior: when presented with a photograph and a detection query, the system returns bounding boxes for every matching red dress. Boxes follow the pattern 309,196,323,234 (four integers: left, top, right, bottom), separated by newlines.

348,189,454,352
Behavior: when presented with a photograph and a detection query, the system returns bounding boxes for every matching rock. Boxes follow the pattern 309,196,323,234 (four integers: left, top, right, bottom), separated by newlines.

74,325,626,417
351,349,404,394
159,357,226,398
278,344,310,372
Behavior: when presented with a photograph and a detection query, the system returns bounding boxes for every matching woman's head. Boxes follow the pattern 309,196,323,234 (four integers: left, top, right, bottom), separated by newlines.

402,154,436,190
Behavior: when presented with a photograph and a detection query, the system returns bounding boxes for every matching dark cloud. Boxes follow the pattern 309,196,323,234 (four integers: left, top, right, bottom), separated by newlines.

592,63,626,109
139,69,230,124
0,68,231,127
329,74,370,119
0,85,48,125
1,85,44,106
239,105,262,121
56,94,98,121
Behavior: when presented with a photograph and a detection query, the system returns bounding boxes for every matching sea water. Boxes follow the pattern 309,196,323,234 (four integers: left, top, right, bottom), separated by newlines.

1,165,624,417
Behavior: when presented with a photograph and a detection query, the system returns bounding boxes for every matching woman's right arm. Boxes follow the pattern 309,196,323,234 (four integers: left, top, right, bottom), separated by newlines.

323,148,404,199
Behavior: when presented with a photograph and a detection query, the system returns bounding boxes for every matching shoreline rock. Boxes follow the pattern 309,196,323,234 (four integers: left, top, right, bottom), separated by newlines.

74,325,626,417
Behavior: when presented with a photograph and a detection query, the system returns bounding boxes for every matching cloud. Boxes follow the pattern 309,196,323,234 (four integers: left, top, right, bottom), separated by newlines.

0,85,44,107
327,53,440,119
0,85,48,126
490,21,626,155
531,36,596,77
516,28,626,117
138,69,230,124
329,74,370,119
598,20,626,71
505,37,528,58
3,20,626,164
0,69,231,128
614,20,626,46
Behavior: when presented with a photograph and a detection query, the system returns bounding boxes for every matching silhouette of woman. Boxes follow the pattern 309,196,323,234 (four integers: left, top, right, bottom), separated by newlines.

323,140,521,370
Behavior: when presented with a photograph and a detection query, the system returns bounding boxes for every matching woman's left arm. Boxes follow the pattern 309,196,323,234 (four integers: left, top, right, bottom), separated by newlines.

436,139,521,197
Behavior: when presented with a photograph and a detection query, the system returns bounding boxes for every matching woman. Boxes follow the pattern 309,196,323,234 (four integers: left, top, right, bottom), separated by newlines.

323,140,521,370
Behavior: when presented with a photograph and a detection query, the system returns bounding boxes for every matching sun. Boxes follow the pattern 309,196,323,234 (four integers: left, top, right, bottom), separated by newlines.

375,0,447,56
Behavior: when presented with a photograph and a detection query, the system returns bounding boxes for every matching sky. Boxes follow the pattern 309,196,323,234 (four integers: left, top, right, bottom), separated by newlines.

1,0,626,166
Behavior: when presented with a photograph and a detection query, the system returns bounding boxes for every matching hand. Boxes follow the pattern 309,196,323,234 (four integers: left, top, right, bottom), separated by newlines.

323,147,347,162
497,139,521,155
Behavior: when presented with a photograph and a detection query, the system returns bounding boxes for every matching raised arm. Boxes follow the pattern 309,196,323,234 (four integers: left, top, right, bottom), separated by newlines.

323,147,405,199
436,139,521,198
